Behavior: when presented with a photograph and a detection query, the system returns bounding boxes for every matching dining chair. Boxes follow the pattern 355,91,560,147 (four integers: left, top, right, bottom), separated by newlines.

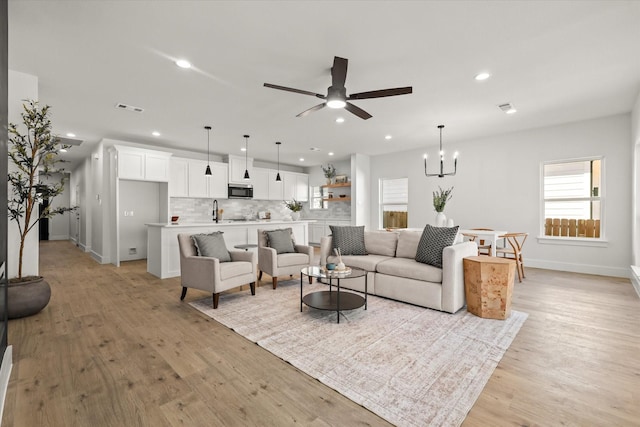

495,232,528,282
461,233,492,256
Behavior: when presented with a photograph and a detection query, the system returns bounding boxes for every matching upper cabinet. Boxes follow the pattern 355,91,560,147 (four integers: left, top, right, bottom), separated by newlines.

225,154,254,185
268,170,284,201
283,171,309,202
169,157,228,199
252,167,270,200
115,146,171,182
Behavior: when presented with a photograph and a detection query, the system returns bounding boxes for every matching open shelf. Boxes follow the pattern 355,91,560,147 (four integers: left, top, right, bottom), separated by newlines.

322,197,351,202
321,183,351,188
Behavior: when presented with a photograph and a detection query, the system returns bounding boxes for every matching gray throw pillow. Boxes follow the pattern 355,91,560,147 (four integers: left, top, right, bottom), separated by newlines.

265,228,296,254
192,232,231,262
415,224,459,268
330,225,367,255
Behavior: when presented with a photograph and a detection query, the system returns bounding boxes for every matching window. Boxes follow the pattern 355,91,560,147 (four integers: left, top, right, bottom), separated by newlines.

542,158,602,238
310,186,326,210
380,178,408,229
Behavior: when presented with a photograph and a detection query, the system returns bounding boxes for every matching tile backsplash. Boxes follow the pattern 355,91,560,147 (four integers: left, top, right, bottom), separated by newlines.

170,198,319,222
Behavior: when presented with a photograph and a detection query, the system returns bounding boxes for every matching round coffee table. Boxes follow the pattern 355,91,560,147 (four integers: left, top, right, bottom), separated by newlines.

300,266,368,324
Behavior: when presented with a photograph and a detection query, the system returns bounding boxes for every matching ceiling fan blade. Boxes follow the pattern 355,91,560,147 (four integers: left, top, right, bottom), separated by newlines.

331,56,348,88
296,103,326,118
344,102,372,120
264,83,324,98
348,86,413,100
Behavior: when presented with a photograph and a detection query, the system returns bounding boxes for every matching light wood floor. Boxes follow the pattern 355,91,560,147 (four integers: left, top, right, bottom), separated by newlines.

3,241,639,426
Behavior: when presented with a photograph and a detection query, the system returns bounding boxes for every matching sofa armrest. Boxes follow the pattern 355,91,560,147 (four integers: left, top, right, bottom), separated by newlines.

441,241,478,313
180,255,220,292
258,246,278,275
230,250,257,274
295,244,314,263
319,236,333,266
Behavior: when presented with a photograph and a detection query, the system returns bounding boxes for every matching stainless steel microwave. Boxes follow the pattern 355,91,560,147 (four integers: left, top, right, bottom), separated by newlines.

228,184,253,199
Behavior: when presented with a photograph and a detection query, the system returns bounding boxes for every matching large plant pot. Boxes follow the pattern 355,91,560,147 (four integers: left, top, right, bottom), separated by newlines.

3,276,51,319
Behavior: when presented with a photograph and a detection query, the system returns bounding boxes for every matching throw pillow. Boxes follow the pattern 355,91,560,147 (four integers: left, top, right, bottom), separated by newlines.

415,224,459,268
265,228,296,254
330,225,367,255
192,232,231,262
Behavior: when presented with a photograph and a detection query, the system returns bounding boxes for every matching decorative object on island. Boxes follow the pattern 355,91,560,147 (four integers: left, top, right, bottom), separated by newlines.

5,100,76,319
322,163,336,184
204,125,212,176
284,198,303,221
433,186,453,227
243,134,250,180
424,125,458,177
275,141,282,182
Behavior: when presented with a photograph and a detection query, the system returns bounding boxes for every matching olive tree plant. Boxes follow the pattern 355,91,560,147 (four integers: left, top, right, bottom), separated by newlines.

8,100,73,280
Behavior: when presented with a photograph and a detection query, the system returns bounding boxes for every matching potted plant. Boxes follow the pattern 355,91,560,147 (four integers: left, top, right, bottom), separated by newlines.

432,186,453,227
5,100,74,319
321,163,336,185
284,199,303,221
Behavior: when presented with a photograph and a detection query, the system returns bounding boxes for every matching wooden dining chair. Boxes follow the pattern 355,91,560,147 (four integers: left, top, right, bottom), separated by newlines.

495,232,528,282
461,233,492,256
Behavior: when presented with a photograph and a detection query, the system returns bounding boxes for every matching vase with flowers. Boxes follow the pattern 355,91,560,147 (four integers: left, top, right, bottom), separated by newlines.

321,163,336,185
284,199,303,221
433,186,453,227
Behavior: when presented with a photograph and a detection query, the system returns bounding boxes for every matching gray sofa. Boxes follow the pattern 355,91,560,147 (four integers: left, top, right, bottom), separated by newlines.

320,230,477,313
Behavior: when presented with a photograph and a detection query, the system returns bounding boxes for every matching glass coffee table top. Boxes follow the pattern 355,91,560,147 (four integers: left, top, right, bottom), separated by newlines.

301,265,367,280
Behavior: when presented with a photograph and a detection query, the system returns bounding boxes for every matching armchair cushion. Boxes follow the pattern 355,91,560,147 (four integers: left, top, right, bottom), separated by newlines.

330,225,367,255
219,260,253,280
265,228,296,254
277,252,310,267
415,225,459,268
192,232,231,262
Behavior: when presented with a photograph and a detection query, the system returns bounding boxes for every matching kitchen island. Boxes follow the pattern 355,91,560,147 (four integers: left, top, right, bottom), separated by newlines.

146,220,314,279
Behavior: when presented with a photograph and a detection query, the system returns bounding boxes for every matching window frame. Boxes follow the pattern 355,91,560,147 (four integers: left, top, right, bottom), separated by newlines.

538,156,607,247
379,177,408,230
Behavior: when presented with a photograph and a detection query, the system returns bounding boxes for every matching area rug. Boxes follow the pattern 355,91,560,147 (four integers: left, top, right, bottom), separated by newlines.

190,280,527,427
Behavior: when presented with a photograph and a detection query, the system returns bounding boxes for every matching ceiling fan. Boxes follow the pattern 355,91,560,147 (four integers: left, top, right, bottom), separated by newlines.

264,56,412,120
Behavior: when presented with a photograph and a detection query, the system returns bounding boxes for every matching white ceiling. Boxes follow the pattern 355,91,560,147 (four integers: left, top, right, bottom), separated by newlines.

8,1,640,170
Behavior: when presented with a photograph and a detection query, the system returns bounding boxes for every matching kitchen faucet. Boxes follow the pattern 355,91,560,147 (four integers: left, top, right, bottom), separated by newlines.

212,199,218,223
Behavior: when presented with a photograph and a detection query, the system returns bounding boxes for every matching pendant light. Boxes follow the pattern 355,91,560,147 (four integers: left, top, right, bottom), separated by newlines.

424,125,458,178
243,134,250,180
275,141,282,182
204,126,212,176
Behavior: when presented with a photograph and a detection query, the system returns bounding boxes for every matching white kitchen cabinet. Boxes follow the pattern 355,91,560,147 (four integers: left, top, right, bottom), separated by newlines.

169,158,189,197
209,163,228,199
268,170,284,200
115,146,171,182
283,172,309,202
188,159,209,198
252,167,270,200
226,154,253,184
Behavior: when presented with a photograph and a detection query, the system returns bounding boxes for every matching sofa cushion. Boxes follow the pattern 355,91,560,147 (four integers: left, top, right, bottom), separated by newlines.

376,257,442,283
330,225,367,255
365,231,399,257
277,252,310,268
327,254,390,272
265,228,295,254
219,261,252,280
192,232,231,262
396,230,422,259
415,225,459,268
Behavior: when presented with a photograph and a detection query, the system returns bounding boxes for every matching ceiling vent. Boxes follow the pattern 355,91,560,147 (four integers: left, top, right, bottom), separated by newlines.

498,103,517,114
115,102,144,113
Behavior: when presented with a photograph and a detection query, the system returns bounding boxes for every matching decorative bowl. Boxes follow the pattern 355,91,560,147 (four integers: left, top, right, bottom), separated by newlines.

171,216,179,222
326,263,336,270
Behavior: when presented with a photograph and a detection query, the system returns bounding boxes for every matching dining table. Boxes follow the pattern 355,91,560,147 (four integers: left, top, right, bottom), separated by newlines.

458,229,508,256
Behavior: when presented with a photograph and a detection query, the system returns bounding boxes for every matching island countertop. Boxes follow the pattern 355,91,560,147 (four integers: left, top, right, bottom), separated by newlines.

146,220,312,279
146,220,315,228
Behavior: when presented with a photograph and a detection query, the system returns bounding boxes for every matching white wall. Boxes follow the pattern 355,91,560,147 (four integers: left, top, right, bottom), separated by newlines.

7,70,38,278
631,91,640,267
119,180,160,261
370,114,632,278
352,153,371,229
42,172,71,240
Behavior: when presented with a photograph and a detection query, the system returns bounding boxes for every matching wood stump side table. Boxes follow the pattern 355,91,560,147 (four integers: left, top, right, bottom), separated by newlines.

463,256,516,320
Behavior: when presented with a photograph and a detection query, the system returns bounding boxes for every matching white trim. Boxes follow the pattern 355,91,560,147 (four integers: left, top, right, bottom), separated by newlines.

630,266,640,298
90,250,109,264
527,258,628,278
48,235,70,241
536,236,608,247
0,346,13,424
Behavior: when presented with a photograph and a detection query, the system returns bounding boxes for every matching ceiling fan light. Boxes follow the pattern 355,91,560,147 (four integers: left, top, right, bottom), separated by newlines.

327,99,346,109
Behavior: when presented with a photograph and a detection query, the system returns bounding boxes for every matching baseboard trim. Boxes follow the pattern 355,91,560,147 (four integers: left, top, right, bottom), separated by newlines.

90,250,109,264
48,235,70,241
527,258,630,279
0,346,13,425
630,266,640,298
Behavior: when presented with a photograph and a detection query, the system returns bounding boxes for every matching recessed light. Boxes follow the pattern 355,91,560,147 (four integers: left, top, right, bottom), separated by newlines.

385,135,392,140
175,59,191,69
299,158,305,162
152,131,161,137
66,132,76,138
335,117,345,123
328,152,334,156
240,147,247,152
506,108,517,114
475,72,491,81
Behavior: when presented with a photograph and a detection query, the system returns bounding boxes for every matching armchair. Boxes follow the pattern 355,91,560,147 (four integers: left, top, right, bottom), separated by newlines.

257,228,314,289
177,233,257,309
